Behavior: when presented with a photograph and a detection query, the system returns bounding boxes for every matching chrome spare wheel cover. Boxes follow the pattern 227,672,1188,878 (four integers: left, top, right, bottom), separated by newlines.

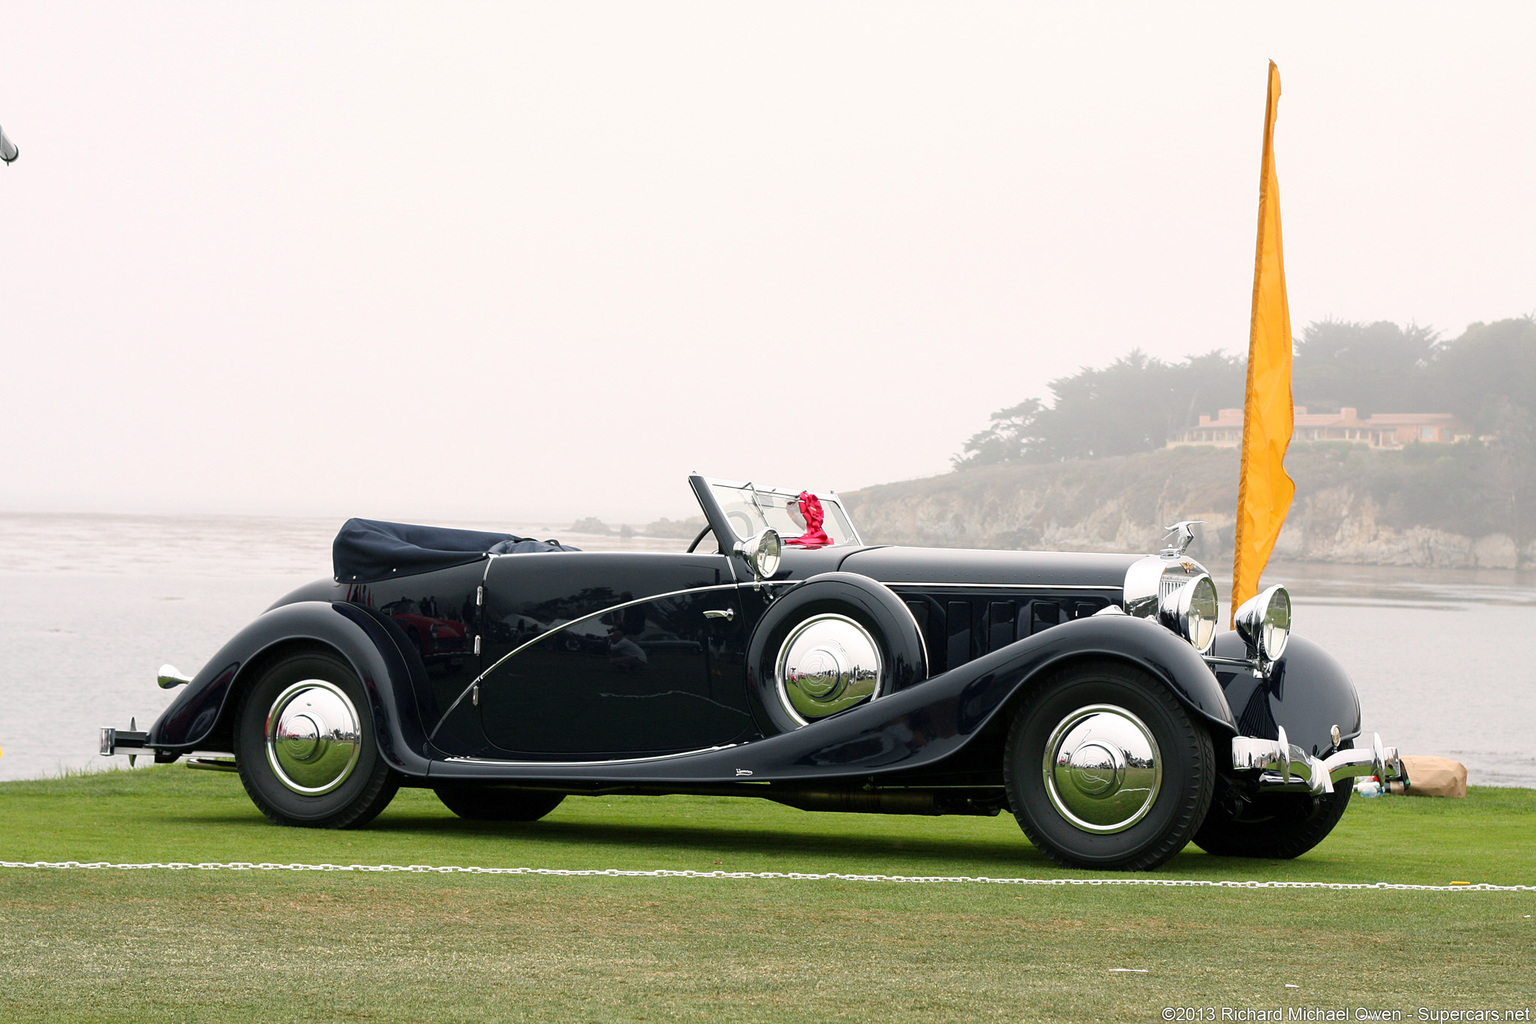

265,679,363,795
776,613,882,724
1041,704,1163,834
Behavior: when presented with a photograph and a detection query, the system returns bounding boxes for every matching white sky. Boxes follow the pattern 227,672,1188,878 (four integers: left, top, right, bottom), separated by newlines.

3,3,1534,524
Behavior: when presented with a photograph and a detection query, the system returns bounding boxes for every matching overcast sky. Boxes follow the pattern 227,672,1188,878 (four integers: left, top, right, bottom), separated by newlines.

4,3,1533,525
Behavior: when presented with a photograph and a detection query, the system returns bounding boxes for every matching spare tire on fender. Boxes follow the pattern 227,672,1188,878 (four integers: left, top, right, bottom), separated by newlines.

746,572,928,734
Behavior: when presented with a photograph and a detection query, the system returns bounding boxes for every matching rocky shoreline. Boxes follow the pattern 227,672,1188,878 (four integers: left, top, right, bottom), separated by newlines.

843,447,1535,570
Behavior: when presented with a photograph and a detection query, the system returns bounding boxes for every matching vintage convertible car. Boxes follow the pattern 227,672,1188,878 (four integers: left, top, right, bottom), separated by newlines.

101,475,1404,870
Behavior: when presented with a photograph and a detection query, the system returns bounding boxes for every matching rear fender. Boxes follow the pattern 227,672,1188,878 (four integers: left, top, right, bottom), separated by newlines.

145,601,433,776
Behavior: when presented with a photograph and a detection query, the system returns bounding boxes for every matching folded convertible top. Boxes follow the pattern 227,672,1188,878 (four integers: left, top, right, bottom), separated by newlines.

333,518,580,583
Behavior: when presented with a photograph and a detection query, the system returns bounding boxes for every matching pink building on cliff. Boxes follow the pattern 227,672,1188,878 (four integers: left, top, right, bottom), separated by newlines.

1167,407,1472,449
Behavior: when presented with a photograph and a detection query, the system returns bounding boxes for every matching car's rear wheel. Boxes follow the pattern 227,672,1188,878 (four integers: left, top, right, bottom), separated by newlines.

1192,742,1353,859
232,649,400,828
433,785,566,822
1004,660,1214,870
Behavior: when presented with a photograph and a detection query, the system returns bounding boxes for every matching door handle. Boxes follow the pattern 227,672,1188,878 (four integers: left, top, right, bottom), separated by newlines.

703,608,735,621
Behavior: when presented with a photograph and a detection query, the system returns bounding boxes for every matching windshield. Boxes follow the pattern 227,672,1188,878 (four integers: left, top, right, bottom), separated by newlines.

704,479,860,546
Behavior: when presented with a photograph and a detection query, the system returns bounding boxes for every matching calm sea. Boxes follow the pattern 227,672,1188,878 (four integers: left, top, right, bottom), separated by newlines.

2,512,1533,787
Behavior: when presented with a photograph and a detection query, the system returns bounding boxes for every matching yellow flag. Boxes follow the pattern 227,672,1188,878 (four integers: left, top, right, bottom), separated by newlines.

1232,61,1296,625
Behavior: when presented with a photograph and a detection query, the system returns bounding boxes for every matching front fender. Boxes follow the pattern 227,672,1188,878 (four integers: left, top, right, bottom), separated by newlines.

1212,631,1362,758
146,601,433,776
770,612,1237,780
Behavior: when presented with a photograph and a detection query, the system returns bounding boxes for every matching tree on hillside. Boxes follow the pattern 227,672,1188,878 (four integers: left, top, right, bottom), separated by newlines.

1427,316,1536,431
1427,317,1536,550
953,399,1044,467
953,315,1536,470
1171,349,1249,432
1291,318,1437,414
1028,351,1176,461
952,350,1244,467
948,315,1536,556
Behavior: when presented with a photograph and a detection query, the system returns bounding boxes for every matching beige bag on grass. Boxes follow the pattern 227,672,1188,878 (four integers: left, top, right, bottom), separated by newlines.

1399,755,1467,798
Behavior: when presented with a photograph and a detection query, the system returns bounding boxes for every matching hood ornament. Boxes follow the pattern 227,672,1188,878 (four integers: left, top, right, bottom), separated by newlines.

1160,520,1204,558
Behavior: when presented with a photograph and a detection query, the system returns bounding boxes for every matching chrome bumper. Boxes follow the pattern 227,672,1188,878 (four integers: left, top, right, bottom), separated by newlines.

1231,728,1403,795
99,726,152,758
101,726,233,769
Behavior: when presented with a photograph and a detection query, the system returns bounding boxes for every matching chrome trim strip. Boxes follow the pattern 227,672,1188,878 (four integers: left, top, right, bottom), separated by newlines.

443,743,739,768
883,582,1121,592
428,581,747,743
486,550,729,562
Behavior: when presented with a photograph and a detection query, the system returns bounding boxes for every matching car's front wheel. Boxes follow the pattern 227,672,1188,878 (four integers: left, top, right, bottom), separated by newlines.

232,649,400,828
1192,743,1353,859
1004,660,1214,871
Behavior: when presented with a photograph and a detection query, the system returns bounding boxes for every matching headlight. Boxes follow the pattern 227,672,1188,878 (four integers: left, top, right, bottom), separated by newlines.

735,528,782,580
1234,584,1290,663
1159,574,1218,653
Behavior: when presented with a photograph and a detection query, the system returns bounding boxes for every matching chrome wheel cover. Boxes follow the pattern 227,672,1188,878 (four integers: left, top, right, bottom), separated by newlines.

775,614,882,724
1041,704,1162,834
264,679,362,795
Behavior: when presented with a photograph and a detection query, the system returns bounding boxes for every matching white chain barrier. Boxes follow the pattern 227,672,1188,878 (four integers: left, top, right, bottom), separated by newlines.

1,861,1531,891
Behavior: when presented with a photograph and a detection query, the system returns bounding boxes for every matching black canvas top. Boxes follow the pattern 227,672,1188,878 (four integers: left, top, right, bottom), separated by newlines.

332,518,580,583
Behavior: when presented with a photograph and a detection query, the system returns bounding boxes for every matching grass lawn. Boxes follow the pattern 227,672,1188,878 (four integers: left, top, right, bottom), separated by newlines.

1,768,1532,1023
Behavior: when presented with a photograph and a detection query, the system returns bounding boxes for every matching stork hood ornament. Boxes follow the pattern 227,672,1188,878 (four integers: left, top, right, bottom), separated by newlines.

1160,520,1205,558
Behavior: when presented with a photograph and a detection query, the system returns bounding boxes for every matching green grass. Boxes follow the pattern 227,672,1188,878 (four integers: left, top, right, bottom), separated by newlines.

1,769,1532,1023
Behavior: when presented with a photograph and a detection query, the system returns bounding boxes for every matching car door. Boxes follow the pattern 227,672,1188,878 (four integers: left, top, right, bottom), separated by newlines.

476,551,753,758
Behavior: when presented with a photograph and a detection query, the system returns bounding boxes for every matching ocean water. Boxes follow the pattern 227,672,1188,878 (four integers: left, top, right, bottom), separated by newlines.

2,512,1533,787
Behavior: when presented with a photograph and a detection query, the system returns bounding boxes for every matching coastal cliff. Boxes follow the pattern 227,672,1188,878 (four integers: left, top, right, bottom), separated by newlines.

843,445,1535,569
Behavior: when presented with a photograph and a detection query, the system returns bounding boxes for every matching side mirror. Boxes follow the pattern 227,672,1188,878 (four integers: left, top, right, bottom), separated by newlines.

734,529,782,582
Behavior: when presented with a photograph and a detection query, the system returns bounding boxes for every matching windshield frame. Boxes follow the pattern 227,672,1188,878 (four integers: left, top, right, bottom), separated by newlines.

688,475,863,547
